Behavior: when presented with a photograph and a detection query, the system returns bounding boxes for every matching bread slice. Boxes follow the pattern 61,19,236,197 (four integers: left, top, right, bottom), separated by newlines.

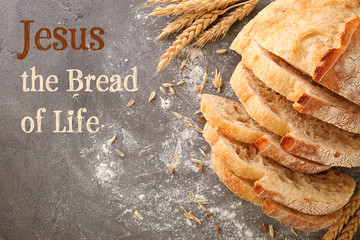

230,0,360,101
203,123,266,180
230,62,360,167
201,94,330,174
201,93,265,144
210,152,264,206
238,38,360,134
319,26,360,105
255,135,330,174
262,199,342,231
211,152,343,230
204,124,356,215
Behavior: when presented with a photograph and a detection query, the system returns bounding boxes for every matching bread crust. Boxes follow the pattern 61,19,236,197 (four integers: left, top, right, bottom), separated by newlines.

201,94,331,174
231,62,360,167
313,17,360,82
210,153,265,206
203,123,266,180
281,132,360,167
201,94,264,144
230,62,293,136
262,199,342,231
318,24,360,105
239,38,360,134
256,135,331,174
231,0,360,82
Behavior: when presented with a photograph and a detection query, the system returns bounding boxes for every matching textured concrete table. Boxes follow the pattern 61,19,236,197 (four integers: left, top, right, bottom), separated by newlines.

1,0,359,239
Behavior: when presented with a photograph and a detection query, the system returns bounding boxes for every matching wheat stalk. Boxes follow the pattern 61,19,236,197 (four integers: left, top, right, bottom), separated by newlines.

157,12,203,39
322,189,360,240
337,210,360,240
194,0,259,46
156,10,222,72
150,0,241,16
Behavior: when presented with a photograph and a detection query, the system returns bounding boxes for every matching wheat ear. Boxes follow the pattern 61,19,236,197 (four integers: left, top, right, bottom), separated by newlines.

322,189,360,240
150,0,241,16
337,210,360,240
194,0,259,46
156,10,222,72
157,12,203,39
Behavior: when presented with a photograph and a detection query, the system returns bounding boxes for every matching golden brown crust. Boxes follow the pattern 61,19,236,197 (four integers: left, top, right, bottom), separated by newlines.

203,123,266,180
210,153,265,206
238,37,360,134
280,132,360,167
201,94,265,144
313,17,360,82
231,0,360,80
262,199,342,231
256,135,331,174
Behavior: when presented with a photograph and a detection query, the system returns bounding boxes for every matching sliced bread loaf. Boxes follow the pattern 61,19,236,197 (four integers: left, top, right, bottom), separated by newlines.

262,199,342,231
230,62,360,167
238,38,360,134
211,153,343,231
201,94,330,174
230,0,360,103
204,124,356,215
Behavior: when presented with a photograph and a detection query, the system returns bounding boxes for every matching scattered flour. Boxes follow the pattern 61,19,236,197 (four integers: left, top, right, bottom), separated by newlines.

96,163,116,184
138,194,145,200
160,98,171,110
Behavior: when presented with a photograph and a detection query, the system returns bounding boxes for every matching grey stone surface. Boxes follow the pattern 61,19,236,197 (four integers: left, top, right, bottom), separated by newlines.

0,0,359,239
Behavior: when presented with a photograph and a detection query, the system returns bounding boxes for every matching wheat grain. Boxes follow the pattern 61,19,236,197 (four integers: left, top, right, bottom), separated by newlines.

194,109,201,115
203,67,208,82
134,210,144,220
176,80,186,86
337,210,360,240
150,0,241,16
199,148,208,159
160,86,167,95
109,134,117,145
198,203,207,212
205,211,213,216
115,149,125,157
156,10,223,72
173,111,183,119
163,83,174,87
216,49,227,54
189,190,195,202
169,86,176,95
199,164,204,172
148,91,156,102
195,126,203,133
269,225,274,238
191,158,202,164
194,0,259,46
322,189,360,240
180,59,188,70
126,100,135,107
290,227,299,238
197,118,205,124
183,120,194,127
